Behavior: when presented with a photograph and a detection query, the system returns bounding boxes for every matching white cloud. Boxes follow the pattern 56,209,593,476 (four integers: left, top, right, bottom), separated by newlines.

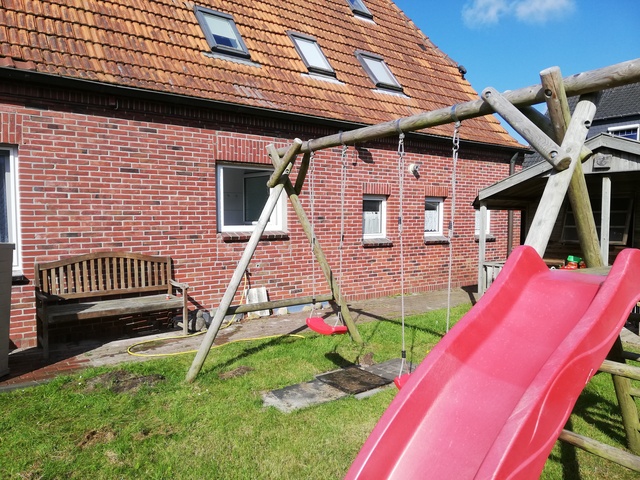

514,0,576,23
462,0,576,28
462,0,511,27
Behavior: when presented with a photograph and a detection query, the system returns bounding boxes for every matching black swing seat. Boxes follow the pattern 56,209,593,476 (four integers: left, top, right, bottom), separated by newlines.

306,316,348,335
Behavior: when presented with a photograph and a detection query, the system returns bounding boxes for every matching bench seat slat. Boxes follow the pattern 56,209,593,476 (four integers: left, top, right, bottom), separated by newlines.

44,294,185,324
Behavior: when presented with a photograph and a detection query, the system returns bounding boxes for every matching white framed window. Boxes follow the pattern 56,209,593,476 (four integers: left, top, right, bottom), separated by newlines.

346,0,373,19
363,195,386,239
288,32,335,77
217,164,286,233
475,209,491,235
194,6,251,59
0,147,21,274
424,197,444,237
355,50,403,92
608,124,639,141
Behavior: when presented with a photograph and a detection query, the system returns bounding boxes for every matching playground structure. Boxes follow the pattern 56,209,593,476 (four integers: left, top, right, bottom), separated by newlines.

187,58,640,475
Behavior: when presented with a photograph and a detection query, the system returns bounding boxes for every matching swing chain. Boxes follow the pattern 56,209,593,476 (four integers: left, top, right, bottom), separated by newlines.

309,147,317,312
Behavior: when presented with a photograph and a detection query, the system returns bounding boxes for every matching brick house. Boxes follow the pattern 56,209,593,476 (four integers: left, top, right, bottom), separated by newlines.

0,0,523,350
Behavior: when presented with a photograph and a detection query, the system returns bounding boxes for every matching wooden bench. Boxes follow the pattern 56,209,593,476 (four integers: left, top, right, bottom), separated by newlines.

35,252,189,358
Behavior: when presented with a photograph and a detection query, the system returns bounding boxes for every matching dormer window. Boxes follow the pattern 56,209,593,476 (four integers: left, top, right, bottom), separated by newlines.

346,0,373,19
194,6,250,59
355,51,403,93
608,124,639,141
288,32,335,78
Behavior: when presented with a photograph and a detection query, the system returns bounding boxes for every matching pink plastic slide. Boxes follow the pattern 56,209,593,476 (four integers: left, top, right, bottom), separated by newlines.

346,245,640,479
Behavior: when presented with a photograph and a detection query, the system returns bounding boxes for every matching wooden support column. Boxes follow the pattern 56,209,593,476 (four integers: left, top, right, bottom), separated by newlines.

607,337,640,454
601,176,612,266
482,87,571,170
540,67,602,268
267,145,363,344
186,139,303,382
477,202,487,296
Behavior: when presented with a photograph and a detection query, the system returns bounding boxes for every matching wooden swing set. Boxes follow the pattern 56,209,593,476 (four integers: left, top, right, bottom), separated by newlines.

186,57,640,470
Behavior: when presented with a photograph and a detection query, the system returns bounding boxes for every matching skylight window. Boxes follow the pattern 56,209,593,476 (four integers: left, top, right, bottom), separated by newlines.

194,6,250,59
288,32,335,77
355,51,403,92
346,0,373,19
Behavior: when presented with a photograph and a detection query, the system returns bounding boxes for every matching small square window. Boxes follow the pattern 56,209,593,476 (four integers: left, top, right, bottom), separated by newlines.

355,51,403,92
424,197,444,237
608,124,639,141
288,32,335,77
217,164,286,233
363,195,387,239
346,0,373,19
195,6,250,59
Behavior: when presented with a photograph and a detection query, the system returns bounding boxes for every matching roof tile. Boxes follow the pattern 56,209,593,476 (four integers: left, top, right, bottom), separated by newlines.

0,0,521,147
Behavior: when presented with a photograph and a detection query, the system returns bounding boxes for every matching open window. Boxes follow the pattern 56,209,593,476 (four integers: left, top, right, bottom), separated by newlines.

288,32,335,78
363,195,387,239
355,51,403,93
346,0,373,19
217,164,286,233
194,6,251,59
0,147,21,275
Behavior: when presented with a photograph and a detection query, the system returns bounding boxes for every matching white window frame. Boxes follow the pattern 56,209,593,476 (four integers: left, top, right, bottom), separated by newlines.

355,50,403,92
608,124,640,141
0,147,21,275
194,6,251,59
217,164,286,233
362,195,387,239
424,197,444,237
475,209,491,236
288,32,335,78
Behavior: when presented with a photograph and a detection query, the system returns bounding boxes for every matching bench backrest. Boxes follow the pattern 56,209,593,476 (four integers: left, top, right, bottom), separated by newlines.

35,252,173,300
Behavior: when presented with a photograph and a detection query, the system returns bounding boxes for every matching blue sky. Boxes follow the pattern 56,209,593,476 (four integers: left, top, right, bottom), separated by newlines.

393,0,640,143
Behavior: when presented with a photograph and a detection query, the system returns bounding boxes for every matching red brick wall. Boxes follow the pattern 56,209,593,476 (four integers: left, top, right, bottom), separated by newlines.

0,83,518,348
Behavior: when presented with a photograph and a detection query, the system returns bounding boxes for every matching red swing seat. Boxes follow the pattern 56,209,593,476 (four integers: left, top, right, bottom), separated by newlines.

306,316,348,335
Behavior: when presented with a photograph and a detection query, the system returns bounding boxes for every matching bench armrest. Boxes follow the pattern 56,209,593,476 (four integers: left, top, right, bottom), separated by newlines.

35,290,54,305
170,279,190,293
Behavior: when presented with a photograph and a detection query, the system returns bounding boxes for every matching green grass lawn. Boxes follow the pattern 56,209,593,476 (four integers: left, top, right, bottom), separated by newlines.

1,304,639,479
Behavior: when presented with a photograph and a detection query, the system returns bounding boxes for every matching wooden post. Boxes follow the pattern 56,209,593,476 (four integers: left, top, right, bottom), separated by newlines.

600,176,611,265
477,202,487,295
266,145,363,344
523,94,599,256
481,87,571,170
540,67,602,268
606,338,640,454
186,139,303,382
559,430,640,472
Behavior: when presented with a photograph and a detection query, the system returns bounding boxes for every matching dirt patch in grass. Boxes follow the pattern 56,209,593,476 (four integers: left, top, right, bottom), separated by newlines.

77,427,117,449
219,365,254,380
81,370,165,394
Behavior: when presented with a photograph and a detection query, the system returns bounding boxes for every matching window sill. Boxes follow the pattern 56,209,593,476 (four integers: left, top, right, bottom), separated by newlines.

221,231,289,243
475,235,496,243
424,235,450,245
362,238,393,248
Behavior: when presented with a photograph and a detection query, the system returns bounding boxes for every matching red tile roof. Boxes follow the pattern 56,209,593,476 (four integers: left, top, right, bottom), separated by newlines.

0,0,522,148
